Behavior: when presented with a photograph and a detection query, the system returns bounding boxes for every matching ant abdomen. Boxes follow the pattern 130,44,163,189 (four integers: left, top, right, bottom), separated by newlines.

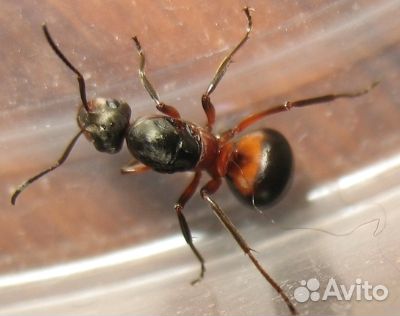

226,128,293,206
77,98,131,154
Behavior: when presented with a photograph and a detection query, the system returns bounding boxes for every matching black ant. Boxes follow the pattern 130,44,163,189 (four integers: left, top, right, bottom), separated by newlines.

11,7,378,315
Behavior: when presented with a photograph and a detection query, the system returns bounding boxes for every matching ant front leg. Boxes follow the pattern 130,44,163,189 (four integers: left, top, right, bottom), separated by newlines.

220,81,379,142
200,177,298,315
132,37,180,119
120,159,151,174
202,7,253,131
174,171,205,285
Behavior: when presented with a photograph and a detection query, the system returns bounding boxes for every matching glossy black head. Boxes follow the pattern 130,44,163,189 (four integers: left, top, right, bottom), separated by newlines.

126,116,202,173
226,128,293,207
77,98,131,154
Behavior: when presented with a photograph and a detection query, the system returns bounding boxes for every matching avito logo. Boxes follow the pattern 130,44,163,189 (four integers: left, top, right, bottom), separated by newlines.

294,278,388,303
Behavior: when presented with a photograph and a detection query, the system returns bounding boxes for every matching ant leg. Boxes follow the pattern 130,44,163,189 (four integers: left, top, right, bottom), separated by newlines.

220,81,379,142
120,159,151,174
132,36,180,119
202,7,253,131
11,130,83,205
42,24,89,112
174,171,205,285
200,177,298,315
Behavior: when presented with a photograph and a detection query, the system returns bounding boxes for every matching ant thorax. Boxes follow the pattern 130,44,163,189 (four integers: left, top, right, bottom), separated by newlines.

126,116,202,173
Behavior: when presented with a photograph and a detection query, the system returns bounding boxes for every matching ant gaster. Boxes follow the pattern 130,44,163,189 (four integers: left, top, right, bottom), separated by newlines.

11,7,378,315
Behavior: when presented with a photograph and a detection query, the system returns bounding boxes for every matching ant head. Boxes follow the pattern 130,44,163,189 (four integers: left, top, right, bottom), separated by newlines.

77,98,131,154
42,25,132,154
10,25,133,205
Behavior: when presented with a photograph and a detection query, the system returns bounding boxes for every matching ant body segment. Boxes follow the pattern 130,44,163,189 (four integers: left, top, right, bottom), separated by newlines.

11,7,378,315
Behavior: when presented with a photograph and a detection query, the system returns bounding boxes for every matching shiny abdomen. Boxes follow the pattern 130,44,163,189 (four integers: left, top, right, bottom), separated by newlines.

226,128,293,206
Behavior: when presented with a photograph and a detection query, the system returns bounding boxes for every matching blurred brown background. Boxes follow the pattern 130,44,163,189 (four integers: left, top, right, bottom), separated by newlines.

0,0,399,315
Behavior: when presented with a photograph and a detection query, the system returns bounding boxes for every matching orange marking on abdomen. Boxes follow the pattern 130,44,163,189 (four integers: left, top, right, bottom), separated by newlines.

228,132,265,197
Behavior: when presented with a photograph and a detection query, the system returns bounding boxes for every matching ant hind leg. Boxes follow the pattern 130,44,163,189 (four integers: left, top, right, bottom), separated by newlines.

221,81,379,142
200,177,298,315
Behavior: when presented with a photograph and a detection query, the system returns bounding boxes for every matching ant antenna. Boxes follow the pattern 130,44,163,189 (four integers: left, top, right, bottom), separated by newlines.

42,24,89,111
11,131,83,205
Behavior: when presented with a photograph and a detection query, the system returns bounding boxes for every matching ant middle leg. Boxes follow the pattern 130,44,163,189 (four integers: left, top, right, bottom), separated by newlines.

200,177,298,315
220,81,379,142
132,37,180,119
174,171,205,285
202,7,253,131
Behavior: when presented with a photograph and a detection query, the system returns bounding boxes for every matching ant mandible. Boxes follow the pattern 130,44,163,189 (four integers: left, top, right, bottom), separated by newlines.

11,7,378,315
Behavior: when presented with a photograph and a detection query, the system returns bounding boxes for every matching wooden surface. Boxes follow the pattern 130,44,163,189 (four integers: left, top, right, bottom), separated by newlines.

0,1,399,314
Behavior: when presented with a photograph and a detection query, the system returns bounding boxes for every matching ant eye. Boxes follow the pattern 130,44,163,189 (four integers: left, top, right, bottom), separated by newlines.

106,100,119,109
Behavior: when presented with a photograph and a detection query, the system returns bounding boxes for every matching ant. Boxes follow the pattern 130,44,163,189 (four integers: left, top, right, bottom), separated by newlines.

11,7,378,315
